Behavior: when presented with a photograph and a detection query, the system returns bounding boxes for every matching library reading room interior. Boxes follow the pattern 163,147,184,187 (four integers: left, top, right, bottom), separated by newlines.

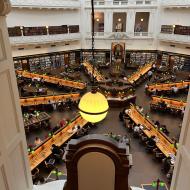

1,0,190,190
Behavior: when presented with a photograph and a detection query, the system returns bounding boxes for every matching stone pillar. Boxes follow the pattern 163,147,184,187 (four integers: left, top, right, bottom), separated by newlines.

104,10,113,33
170,89,190,190
0,1,33,190
126,10,135,35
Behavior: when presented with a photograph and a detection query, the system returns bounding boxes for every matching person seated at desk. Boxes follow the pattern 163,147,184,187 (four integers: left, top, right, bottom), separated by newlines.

171,85,178,94
159,100,167,109
133,124,141,138
59,118,67,128
154,120,160,128
160,125,169,136
146,135,156,152
51,144,63,157
137,106,143,113
52,124,61,134
34,137,42,146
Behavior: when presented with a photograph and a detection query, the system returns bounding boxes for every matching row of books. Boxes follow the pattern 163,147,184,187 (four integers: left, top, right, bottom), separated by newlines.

161,25,190,35
14,51,81,72
8,25,80,37
129,52,157,66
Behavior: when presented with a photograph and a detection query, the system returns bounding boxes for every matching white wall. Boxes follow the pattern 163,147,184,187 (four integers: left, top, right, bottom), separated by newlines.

6,8,80,27
159,8,190,27
11,41,81,57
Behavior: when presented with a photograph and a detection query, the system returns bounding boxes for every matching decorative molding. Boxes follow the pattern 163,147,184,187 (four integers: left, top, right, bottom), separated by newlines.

158,33,190,45
161,0,190,8
85,32,154,40
85,0,158,9
10,0,80,9
9,33,81,46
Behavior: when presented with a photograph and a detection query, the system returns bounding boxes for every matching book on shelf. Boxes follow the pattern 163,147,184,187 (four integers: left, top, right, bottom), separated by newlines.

8,26,22,37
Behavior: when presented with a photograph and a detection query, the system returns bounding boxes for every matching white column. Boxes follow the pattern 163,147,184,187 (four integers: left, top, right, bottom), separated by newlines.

126,10,136,35
170,89,190,190
148,11,154,35
0,1,33,190
104,10,113,33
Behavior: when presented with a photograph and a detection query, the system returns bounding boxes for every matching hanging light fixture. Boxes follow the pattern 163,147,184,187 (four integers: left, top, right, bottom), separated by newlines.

78,0,109,123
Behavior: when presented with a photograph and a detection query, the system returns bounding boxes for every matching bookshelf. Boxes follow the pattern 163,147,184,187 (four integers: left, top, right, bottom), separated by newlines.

129,52,156,67
23,26,47,36
69,52,76,65
83,52,106,65
174,25,190,35
161,25,173,34
69,25,79,33
48,25,68,35
8,27,22,37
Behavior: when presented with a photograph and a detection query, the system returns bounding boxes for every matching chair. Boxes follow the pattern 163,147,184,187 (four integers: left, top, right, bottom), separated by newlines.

44,158,55,171
31,168,40,184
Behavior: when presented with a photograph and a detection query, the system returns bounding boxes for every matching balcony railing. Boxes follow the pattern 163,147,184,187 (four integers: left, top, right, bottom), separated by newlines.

10,0,81,9
158,33,190,45
86,32,153,39
161,0,190,8
9,33,81,46
85,0,157,7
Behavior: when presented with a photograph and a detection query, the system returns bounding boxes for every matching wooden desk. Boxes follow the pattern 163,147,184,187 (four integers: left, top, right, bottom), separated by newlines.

20,93,80,107
16,70,86,90
127,62,153,84
150,96,186,111
29,115,88,170
146,81,190,93
82,62,105,82
23,112,51,128
126,105,176,157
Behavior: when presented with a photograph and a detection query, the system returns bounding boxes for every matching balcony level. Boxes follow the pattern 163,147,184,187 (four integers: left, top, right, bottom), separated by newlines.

8,25,80,46
10,33,81,46
10,0,81,9
157,33,190,45
161,0,190,8
85,0,157,8
85,32,154,40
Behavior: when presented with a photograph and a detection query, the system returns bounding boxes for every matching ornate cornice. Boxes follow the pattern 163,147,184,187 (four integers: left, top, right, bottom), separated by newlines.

0,0,11,16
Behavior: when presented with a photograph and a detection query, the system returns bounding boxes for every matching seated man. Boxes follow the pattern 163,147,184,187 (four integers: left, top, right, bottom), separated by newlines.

146,135,156,151
51,144,63,156
171,85,178,94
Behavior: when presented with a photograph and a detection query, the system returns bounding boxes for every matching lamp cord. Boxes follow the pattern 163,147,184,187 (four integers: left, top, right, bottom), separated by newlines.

91,0,95,85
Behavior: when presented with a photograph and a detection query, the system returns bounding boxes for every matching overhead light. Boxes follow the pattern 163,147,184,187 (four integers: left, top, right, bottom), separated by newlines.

96,18,100,22
79,91,109,123
78,0,109,123
141,18,144,22
173,25,176,28
118,18,121,22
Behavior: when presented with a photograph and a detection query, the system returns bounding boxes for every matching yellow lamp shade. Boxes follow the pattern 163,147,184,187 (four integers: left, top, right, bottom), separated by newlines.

78,91,109,123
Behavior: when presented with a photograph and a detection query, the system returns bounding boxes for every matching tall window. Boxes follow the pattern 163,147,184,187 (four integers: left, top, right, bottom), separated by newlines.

94,12,104,32
134,12,150,33
112,13,127,32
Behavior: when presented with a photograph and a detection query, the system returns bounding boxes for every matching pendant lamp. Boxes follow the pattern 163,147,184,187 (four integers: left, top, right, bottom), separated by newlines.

78,0,109,123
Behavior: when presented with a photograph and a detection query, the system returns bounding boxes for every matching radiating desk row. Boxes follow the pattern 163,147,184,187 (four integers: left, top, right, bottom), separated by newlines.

20,93,80,107
82,62,105,82
16,70,86,90
29,115,88,170
127,62,153,84
146,81,190,94
126,105,176,157
150,96,186,111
